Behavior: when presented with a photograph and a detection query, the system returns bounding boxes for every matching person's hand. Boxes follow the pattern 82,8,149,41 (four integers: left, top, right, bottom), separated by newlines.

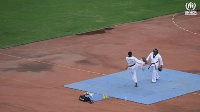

141,57,147,64
125,66,128,70
158,65,163,71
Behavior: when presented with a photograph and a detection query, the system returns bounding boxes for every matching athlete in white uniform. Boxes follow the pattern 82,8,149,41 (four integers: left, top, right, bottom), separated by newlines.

146,48,163,83
126,51,145,87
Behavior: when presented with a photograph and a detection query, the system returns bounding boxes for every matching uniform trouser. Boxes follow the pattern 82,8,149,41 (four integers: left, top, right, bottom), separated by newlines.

151,65,160,82
128,66,137,83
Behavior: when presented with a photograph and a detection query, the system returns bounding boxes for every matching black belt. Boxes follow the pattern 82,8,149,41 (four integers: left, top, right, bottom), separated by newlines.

148,61,159,69
129,63,135,67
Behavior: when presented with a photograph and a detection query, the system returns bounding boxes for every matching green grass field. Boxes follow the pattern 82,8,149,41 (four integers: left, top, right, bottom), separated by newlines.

0,0,199,49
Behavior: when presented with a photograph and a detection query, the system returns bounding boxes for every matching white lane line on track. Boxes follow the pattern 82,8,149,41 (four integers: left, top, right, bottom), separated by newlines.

172,13,200,36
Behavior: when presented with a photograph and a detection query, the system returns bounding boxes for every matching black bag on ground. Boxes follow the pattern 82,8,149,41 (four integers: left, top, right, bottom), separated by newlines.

79,95,91,102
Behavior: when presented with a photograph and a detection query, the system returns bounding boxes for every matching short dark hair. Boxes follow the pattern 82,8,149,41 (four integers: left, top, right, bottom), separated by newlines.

128,51,132,57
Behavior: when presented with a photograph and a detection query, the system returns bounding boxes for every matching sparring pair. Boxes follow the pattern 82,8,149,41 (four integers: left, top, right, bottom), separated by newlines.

126,48,163,87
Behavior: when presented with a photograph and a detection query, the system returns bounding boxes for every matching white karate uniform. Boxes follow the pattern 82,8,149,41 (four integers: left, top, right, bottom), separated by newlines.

126,56,145,83
146,52,163,82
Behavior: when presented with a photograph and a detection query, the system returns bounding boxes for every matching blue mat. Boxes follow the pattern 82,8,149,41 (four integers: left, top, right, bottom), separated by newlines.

64,67,200,104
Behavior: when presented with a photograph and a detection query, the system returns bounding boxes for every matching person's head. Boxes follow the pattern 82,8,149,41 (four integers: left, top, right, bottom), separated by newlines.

128,51,132,57
153,48,158,58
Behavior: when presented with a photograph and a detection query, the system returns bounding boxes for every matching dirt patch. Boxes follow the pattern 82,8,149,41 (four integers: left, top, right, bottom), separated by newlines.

77,27,113,35
76,60,97,65
3,61,53,72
